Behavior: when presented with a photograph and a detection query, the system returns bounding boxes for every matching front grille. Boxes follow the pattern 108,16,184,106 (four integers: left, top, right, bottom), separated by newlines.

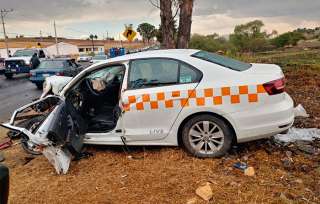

5,60,25,68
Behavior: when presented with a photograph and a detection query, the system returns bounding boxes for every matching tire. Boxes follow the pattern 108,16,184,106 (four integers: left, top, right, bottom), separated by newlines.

0,165,9,204
4,73,13,79
36,83,43,90
20,116,45,155
181,114,233,158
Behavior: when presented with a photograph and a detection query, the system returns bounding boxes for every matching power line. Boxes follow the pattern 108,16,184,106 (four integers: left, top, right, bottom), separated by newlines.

1,8,13,57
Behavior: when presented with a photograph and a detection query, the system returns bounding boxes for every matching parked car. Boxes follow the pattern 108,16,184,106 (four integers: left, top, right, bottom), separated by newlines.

77,54,92,62
90,54,108,64
29,58,82,89
4,48,49,79
0,58,5,74
1,49,294,174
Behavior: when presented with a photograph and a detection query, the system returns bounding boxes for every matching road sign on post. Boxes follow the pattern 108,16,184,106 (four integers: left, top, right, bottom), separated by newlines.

122,24,137,42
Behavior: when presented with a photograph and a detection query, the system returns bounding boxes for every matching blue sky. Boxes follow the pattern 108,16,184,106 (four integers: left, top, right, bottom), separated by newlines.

2,0,320,40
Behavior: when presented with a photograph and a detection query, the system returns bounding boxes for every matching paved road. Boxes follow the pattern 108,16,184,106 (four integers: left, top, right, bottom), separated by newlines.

0,74,42,122
0,62,91,122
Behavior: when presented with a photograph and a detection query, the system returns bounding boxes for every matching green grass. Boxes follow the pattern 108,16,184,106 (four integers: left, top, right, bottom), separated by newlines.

233,49,320,70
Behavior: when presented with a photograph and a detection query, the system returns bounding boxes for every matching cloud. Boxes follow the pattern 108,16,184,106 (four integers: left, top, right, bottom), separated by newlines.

1,0,319,38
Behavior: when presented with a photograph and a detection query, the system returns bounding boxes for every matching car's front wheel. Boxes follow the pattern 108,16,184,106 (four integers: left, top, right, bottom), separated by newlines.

21,116,45,155
36,83,43,90
181,114,233,158
4,73,13,79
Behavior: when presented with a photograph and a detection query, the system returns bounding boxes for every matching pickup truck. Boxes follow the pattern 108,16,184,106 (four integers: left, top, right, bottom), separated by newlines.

4,48,49,79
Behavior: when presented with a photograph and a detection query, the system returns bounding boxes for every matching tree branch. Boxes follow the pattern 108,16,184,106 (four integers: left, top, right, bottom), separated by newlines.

149,0,160,9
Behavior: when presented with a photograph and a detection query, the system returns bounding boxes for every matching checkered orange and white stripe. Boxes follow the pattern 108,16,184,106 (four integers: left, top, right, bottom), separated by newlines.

122,84,267,112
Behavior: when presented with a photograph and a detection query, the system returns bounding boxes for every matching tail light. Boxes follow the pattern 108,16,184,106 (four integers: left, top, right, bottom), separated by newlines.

56,72,64,76
28,73,32,77
263,77,285,95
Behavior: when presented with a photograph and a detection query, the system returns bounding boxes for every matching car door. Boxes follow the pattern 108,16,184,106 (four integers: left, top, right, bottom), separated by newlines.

1,96,86,153
121,58,202,141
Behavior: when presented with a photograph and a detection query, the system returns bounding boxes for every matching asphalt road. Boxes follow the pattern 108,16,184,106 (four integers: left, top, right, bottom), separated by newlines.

0,62,91,123
0,74,41,122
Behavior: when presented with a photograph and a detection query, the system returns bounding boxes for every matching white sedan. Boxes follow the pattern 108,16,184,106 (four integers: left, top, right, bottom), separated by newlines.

1,49,294,173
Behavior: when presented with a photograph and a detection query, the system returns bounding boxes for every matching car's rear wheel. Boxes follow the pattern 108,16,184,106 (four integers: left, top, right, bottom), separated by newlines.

181,114,233,158
4,73,13,79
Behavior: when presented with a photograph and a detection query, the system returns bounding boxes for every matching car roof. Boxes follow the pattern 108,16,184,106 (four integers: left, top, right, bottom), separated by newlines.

43,58,71,61
107,49,199,63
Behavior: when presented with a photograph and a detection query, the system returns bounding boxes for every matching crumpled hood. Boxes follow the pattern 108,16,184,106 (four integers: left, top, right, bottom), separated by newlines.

41,76,73,98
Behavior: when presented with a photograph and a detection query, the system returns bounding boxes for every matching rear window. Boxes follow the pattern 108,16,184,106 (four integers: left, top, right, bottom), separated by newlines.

191,51,251,71
37,60,65,69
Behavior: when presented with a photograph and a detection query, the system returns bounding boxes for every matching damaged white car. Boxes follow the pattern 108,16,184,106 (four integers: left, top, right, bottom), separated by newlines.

1,49,295,174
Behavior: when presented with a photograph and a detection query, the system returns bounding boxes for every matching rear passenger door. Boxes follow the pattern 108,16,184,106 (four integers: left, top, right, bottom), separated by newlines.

121,58,202,141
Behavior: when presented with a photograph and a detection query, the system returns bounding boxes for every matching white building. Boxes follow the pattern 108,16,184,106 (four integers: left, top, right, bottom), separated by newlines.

77,42,105,55
46,42,79,56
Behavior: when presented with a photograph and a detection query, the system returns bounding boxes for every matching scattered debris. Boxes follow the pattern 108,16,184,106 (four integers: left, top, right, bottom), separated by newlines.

42,146,72,174
297,144,316,155
233,162,248,170
195,182,213,201
294,104,309,118
282,157,294,171
274,128,320,143
244,167,255,177
0,138,12,150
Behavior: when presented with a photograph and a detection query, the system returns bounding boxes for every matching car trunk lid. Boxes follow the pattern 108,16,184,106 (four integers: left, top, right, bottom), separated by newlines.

244,63,284,78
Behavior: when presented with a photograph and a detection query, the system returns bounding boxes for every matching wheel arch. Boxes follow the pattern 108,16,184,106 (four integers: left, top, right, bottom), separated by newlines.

177,111,237,146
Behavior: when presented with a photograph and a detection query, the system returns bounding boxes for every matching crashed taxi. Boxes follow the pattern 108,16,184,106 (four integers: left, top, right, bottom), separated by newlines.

1,49,294,173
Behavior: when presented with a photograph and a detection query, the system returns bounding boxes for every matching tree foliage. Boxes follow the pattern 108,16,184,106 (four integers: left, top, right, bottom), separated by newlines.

229,20,269,52
189,34,233,53
137,23,156,43
271,31,305,48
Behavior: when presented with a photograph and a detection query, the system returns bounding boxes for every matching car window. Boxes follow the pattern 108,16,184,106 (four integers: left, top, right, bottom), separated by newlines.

37,60,65,69
86,65,125,92
179,63,201,83
191,51,251,71
129,59,179,89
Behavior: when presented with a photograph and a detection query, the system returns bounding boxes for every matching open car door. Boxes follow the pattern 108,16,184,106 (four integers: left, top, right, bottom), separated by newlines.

1,96,87,174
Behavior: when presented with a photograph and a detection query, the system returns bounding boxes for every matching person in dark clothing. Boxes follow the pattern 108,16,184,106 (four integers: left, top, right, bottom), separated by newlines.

30,53,40,69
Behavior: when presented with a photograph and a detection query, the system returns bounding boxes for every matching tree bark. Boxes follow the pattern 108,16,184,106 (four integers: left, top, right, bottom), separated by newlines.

176,0,194,48
160,0,175,48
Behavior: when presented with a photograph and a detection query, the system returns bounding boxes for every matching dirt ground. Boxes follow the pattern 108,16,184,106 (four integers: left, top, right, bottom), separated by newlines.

0,60,319,203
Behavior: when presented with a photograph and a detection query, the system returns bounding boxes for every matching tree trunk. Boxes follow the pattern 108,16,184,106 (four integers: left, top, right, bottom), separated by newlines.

160,0,175,49
177,0,194,49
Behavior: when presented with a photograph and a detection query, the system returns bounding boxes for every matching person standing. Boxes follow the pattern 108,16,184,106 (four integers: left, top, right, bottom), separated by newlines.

30,53,40,69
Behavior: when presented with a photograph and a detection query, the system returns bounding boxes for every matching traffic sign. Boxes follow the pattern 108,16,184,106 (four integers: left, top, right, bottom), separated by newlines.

123,25,137,42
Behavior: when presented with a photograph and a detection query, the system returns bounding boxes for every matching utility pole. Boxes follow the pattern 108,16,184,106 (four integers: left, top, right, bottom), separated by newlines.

53,20,59,55
40,30,43,42
1,9,13,58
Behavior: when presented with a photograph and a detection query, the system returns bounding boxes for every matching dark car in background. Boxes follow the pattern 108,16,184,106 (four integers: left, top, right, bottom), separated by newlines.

4,48,48,79
0,58,5,74
29,58,82,89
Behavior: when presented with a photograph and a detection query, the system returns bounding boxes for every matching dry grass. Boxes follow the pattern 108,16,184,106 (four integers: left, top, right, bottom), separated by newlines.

0,50,319,203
